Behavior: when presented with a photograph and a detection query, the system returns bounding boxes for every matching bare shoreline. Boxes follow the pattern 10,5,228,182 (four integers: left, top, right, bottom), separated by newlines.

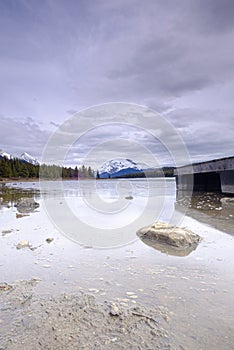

0,279,180,350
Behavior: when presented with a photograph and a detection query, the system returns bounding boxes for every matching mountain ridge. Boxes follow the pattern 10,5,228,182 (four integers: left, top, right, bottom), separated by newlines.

99,158,145,178
0,149,40,166
20,152,40,166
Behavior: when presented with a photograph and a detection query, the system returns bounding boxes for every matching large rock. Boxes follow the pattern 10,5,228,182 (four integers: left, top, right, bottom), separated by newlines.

137,222,201,256
15,197,40,213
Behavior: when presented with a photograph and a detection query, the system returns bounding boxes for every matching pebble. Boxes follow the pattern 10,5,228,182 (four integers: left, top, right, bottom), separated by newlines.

88,288,99,294
126,292,135,296
46,238,54,244
109,304,120,316
2,229,13,236
16,240,30,249
115,298,130,303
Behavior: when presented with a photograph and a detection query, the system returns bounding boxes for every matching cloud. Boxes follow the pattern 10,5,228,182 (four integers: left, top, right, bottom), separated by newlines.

50,121,60,128
165,108,234,161
0,1,233,164
190,0,234,33
0,115,50,159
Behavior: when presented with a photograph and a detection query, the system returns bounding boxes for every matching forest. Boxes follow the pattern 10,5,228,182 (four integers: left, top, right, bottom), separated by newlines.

0,156,95,180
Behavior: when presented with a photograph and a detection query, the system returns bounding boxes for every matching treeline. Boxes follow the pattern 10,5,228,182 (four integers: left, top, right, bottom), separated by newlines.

40,164,95,179
0,157,95,179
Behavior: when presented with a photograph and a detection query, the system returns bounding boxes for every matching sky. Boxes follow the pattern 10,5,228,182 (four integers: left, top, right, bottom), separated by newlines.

0,0,233,168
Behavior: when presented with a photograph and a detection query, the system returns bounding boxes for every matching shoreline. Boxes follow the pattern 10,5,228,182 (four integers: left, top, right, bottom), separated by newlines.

0,177,96,185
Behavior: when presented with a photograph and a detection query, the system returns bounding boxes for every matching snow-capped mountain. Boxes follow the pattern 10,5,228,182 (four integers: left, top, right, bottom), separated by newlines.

99,158,143,178
20,152,40,166
0,150,13,160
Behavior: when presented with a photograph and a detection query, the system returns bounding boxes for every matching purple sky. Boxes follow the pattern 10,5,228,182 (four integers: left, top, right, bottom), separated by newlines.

0,0,233,167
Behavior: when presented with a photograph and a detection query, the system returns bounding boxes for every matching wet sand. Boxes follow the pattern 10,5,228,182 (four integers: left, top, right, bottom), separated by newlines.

1,280,178,350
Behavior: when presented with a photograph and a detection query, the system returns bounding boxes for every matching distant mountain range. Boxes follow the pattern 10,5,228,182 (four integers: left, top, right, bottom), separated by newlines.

99,158,175,178
0,150,40,166
99,158,142,178
99,158,149,178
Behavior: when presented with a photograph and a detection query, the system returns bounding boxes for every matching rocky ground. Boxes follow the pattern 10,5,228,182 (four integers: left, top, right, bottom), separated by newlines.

0,280,184,350
176,192,234,235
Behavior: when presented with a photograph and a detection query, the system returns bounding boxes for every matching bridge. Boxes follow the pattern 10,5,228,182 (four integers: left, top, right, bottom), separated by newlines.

174,156,234,194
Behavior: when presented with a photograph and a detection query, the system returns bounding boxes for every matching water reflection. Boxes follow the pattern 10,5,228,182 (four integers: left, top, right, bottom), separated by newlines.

0,185,40,214
138,236,199,256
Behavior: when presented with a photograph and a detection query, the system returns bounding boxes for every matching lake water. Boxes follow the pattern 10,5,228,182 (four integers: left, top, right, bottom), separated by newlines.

1,178,234,349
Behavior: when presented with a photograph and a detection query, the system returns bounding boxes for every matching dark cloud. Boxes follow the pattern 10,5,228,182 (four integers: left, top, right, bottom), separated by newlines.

191,0,234,32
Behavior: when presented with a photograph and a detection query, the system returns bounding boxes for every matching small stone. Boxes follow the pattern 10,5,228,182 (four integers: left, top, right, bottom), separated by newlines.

125,195,133,200
111,337,118,342
46,238,54,244
88,288,99,293
0,283,12,292
2,229,13,236
16,213,30,219
16,240,30,250
110,304,120,316
115,298,130,303
129,295,138,299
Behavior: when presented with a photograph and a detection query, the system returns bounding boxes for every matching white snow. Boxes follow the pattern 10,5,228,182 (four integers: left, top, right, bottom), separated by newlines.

20,152,40,166
99,158,143,174
0,150,13,160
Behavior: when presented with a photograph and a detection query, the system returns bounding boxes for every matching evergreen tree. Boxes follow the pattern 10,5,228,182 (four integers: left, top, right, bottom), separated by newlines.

88,166,94,178
74,166,78,179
